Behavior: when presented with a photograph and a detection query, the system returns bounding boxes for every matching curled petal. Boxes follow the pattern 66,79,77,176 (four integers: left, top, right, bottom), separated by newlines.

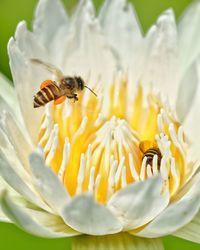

61,193,122,235
0,111,33,170
29,151,70,213
0,149,50,212
135,174,200,237
0,190,78,238
0,126,32,178
173,211,200,244
108,176,169,230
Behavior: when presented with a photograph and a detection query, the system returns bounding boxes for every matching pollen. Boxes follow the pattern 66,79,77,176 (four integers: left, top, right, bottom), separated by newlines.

37,76,191,204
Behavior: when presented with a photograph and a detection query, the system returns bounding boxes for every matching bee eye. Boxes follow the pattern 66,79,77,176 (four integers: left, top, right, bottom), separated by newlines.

76,77,84,90
62,77,74,87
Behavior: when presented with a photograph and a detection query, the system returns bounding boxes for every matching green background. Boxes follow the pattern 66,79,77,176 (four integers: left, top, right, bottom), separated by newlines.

0,0,199,249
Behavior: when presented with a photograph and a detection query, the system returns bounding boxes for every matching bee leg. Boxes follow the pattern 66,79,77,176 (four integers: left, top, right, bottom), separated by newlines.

54,96,66,105
73,94,78,102
67,94,78,102
66,95,74,100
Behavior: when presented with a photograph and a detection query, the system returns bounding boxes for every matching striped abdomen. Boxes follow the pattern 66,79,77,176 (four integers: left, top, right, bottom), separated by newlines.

33,83,61,108
143,148,162,168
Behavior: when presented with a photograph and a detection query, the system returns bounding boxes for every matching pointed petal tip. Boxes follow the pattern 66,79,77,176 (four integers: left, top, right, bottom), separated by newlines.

80,0,94,10
84,0,94,10
157,9,175,24
163,8,174,16
147,24,157,36
74,0,95,21
7,37,15,51
15,20,27,39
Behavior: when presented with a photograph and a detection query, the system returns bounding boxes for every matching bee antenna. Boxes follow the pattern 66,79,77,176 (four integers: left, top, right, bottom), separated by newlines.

84,85,97,97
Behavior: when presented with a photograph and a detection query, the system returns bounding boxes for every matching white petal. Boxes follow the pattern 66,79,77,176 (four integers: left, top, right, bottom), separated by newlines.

178,0,200,73
33,0,68,50
9,6,67,142
142,10,179,103
63,1,116,86
176,61,199,121
99,0,143,69
0,97,16,121
173,211,200,243
108,176,169,230
0,149,50,212
0,191,78,238
68,0,95,36
0,126,32,178
177,171,200,201
0,73,15,105
0,177,11,223
0,203,10,222
8,37,44,143
72,233,164,250
0,207,10,223
61,193,122,235
182,60,200,155
9,21,50,142
29,151,70,213
0,73,21,120
135,174,200,237
15,20,47,59
0,111,33,170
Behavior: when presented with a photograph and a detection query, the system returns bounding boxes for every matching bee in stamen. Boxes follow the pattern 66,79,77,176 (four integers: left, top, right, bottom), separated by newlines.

139,140,162,169
31,58,97,108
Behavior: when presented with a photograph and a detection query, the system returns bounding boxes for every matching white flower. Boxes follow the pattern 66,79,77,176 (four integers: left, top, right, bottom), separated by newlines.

0,0,200,249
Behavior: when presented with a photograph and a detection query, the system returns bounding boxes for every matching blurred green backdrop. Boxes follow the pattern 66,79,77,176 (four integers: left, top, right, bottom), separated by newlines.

0,0,199,250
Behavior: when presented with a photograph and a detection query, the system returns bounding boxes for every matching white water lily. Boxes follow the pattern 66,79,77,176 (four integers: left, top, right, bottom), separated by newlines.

0,0,200,249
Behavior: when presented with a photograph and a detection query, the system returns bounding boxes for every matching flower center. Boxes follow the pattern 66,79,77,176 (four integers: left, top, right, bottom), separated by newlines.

37,77,190,204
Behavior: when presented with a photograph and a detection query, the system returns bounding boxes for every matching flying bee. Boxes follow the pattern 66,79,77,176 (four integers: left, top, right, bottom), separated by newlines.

31,58,97,108
139,140,162,169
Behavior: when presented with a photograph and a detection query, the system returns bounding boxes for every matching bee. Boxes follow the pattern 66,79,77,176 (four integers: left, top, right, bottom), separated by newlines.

31,59,97,108
139,140,162,168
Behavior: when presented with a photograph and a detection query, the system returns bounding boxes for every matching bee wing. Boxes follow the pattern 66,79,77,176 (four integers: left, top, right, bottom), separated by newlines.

139,140,157,153
30,58,64,80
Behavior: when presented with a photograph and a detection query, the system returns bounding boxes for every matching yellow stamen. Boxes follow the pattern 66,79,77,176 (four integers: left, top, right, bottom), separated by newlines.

38,77,190,204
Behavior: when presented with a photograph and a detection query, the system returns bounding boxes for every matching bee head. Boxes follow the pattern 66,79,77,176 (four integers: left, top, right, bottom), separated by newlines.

75,77,85,90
